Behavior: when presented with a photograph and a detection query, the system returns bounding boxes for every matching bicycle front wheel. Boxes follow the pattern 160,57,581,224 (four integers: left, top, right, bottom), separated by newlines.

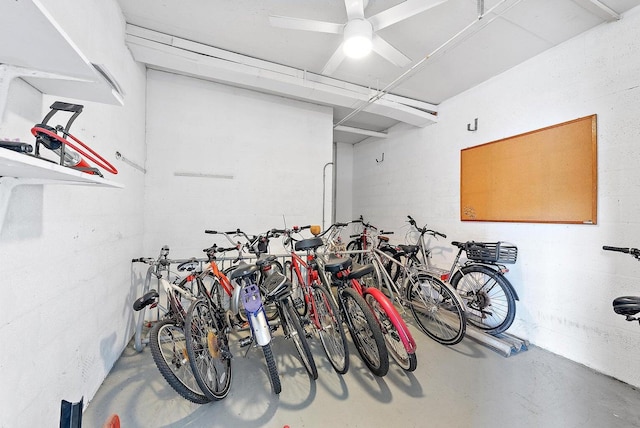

149,319,211,404
312,284,349,374
346,240,362,264
286,260,308,317
405,274,466,345
340,288,389,377
364,293,417,372
280,298,318,379
185,298,233,400
451,265,516,334
261,343,281,394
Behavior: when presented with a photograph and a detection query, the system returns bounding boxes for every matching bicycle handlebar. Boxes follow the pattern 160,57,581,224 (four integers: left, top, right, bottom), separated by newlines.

407,215,446,238
603,246,640,257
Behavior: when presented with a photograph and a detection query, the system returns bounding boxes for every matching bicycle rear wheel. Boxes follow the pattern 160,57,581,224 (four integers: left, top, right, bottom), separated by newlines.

185,298,233,400
405,273,466,345
340,288,389,377
312,284,349,374
364,293,416,372
149,319,211,404
451,265,516,334
280,298,318,379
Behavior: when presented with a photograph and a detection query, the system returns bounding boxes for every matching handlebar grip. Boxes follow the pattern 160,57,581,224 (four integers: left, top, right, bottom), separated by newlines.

380,231,394,235
131,257,144,263
437,231,447,238
335,222,348,227
603,246,631,253
350,234,359,238
204,229,216,234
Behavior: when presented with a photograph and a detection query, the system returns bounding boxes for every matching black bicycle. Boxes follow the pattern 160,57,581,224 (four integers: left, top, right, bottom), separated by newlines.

603,245,640,323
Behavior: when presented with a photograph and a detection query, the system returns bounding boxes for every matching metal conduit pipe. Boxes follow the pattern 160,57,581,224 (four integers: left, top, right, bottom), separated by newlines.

334,0,522,129
322,161,333,231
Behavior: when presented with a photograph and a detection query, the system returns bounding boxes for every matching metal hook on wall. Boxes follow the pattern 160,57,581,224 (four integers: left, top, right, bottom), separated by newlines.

376,153,384,163
467,118,478,132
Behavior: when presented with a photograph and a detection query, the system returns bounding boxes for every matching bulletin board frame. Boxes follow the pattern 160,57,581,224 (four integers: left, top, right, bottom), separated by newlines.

460,115,597,224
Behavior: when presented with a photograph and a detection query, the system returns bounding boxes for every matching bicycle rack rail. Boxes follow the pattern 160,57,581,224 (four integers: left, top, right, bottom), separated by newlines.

464,326,529,357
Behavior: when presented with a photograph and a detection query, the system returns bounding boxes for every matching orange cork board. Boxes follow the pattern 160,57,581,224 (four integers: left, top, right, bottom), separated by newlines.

460,115,597,224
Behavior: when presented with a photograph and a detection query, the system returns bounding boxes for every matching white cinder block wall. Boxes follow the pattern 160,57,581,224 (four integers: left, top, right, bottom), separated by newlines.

142,70,333,257
344,6,640,388
0,1,147,426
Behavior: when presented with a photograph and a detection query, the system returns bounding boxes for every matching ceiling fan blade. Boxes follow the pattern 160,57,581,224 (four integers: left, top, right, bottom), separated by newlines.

344,0,365,20
269,15,343,34
372,34,411,67
369,0,449,31
321,44,347,75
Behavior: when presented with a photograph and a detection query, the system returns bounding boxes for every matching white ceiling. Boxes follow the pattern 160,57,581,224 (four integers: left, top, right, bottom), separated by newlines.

116,0,640,143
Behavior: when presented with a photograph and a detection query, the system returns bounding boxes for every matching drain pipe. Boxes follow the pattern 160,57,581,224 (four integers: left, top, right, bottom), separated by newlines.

322,161,333,231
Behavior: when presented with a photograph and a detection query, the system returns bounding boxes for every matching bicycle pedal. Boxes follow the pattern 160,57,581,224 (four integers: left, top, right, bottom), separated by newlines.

239,336,253,348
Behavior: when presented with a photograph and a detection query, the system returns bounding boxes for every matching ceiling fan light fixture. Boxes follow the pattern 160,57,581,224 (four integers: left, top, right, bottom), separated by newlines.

343,19,373,59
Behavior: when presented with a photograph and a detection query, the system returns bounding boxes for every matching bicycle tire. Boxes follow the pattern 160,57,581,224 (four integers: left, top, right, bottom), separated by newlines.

346,240,362,264
184,298,233,400
148,319,211,404
280,298,318,379
364,293,417,372
312,284,349,374
261,343,281,394
405,273,466,345
451,265,516,334
381,247,402,284
286,260,308,317
340,288,389,377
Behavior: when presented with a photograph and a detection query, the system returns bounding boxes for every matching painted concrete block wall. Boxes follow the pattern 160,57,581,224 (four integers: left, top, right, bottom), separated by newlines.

143,70,333,258
335,142,354,224
0,1,146,426
350,6,640,387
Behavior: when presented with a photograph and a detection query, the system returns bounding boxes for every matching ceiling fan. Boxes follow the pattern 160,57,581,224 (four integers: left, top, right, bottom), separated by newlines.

269,0,449,75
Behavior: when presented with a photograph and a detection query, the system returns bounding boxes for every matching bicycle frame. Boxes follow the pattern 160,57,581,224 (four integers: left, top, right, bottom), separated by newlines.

132,256,198,352
289,250,327,329
371,246,467,315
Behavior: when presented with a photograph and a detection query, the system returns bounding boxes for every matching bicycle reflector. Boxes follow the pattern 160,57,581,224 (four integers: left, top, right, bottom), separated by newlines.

310,225,321,236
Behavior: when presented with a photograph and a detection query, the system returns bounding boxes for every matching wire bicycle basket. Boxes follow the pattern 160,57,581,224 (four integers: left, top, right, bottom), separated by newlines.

464,241,518,264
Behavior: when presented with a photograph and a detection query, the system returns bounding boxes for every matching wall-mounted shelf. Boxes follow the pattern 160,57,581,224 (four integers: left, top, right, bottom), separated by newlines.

0,0,123,122
0,147,122,188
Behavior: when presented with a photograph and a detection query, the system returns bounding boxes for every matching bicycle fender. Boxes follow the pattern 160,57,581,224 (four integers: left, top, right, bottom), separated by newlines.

231,280,242,315
365,287,417,353
498,274,519,301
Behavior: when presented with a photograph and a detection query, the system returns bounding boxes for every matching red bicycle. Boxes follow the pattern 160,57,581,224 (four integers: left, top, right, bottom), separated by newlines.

278,225,350,374
324,222,418,372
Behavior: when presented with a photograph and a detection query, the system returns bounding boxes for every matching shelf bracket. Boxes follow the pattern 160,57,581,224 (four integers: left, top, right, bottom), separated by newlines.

0,177,19,234
0,64,90,126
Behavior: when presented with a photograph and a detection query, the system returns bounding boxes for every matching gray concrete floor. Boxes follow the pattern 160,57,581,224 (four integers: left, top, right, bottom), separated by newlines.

83,320,640,428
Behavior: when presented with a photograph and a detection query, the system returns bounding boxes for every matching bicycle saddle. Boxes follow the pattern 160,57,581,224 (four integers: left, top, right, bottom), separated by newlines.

346,263,374,280
229,262,259,280
177,260,199,272
256,255,277,268
398,245,419,255
324,257,352,273
613,296,640,316
295,237,324,251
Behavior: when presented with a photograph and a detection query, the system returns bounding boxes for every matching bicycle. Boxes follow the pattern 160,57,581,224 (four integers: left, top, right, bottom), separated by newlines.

324,222,418,371
367,241,468,346
405,215,518,334
345,216,397,266
603,245,640,323
131,247,212,404
277,225,350,374
315,244,390,376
